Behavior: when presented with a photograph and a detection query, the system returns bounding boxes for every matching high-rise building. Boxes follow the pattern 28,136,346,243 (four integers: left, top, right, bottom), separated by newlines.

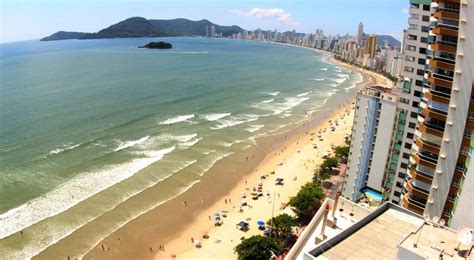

402,0,473,224
382,0,431,204
205,26,210,37
210,25,216,38
357,22,364,44
342,86,398,201
367,34,377,59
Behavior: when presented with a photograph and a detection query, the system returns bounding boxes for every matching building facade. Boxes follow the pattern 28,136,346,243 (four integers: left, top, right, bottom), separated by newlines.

382,0,432,204
402,0,473,224
342,86,398,201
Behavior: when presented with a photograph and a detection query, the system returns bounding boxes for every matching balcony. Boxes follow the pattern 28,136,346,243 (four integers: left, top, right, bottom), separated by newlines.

402,194,425,215
415,137,440,155
432,26,459,38
421,106,447,121
431,71,454,82
414,148,439,166
426,73,453,88
434,10,460,20
409,168,434,184
423,118,445,132
429,58,455,71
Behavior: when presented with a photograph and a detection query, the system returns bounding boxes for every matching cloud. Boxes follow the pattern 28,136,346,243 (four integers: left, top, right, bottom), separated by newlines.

231,8,299,26
402,8,409,14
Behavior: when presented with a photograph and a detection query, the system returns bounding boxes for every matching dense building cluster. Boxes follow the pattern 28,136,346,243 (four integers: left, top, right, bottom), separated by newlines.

228,23,403,78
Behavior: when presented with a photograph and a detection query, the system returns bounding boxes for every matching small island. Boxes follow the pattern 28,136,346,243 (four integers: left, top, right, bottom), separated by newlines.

138,41,172,49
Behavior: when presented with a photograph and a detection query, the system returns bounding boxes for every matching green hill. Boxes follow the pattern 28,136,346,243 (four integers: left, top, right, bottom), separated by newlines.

41,17,244,41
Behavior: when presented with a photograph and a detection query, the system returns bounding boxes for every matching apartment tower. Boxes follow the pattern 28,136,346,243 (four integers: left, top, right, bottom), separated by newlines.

402,0,473,223
367,34,377,58
382,0,432,204
342,86,398,201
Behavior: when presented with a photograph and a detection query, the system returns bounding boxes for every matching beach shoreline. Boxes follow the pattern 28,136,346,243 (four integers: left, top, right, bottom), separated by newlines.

78,49,387,259
33,44,389,259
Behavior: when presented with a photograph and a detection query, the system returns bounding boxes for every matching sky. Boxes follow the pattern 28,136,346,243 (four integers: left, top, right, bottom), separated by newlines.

0,0,409,43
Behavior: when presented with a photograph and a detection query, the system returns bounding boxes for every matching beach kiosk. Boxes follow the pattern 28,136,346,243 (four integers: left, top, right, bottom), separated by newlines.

236,221,249,231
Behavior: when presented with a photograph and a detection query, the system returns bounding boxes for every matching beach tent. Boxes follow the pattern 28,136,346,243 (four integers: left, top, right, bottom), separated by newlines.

236,221,249,231
257,220,265,226
240,200,247,206
275,177,284,185
264,228,274,237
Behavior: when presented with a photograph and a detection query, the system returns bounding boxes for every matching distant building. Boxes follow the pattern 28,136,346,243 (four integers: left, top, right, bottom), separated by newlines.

367,34,377,59
205,26,209,37
342,86,398,201
210,25,216,37
357,22,364,44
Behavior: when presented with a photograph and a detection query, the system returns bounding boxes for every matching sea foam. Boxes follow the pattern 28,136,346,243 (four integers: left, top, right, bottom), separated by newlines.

199,113,231,121
114,136,150,152
0,146,176,240
158,114,195,125
48,143,81,155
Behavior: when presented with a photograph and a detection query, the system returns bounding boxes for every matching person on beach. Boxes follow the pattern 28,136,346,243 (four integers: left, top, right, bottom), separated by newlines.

183,201,187,207
150,247,153,253
225,199,227,204
191,237,194,243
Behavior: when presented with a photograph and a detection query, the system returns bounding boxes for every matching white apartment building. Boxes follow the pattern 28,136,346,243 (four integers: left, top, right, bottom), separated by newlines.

382,0,432,204
342,86,398,201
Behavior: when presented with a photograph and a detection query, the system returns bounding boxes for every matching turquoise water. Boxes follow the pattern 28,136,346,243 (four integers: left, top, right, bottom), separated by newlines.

361,187,383,201
0,37,361,256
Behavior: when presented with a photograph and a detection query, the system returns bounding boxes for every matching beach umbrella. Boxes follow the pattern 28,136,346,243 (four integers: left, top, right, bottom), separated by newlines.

257,221,265,226
214,213,220,217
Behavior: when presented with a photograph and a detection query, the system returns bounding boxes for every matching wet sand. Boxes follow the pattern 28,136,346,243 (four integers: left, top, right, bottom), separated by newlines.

35,49,387,259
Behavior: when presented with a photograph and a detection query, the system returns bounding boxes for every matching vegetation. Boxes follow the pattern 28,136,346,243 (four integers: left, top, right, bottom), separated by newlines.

235,235,281,260
138,41,172,49
289,182,325,224
40,31,92,41
334,145,350,163
266,213,297,243
334,55,399,84
42,17,244,41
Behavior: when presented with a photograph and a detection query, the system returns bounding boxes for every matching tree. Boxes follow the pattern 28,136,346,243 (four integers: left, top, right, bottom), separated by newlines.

267,214,297,242
235,235,281,260
289,182,325,224
334,145,349,159
321,157,339,171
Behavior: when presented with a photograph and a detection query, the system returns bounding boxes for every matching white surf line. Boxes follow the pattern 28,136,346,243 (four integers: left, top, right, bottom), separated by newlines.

12,159,197,259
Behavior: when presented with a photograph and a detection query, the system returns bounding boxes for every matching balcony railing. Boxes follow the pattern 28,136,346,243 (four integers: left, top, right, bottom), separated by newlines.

437,7,460,14
432,72,454,82
424,121,445,132
417,164,436,178
418,151,439,164
408,195,427,208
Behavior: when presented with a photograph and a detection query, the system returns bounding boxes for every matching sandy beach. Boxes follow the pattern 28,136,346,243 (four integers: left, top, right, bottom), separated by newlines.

76,50,392,260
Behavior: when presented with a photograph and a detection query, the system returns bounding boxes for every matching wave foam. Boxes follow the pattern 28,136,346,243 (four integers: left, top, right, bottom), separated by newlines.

48,143,81,155
0,146,176,240
269,91,280,96
199,113,231,121
261,99,274,103
246,124,264,133
311,78,324,81
332,78,348,84
158,114,195,125
114,136,150,152
210,115,258,130
297,91,310,97
320,67,328,71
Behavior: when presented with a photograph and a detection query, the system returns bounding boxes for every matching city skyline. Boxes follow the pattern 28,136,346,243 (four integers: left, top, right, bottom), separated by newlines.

1,0,409,43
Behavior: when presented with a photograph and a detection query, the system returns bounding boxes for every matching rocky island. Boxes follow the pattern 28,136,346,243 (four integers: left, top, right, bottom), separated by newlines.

138,41,173,49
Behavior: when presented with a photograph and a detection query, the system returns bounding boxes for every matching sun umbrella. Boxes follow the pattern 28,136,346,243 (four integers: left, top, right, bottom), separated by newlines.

214,213,220,217
257,221,265,226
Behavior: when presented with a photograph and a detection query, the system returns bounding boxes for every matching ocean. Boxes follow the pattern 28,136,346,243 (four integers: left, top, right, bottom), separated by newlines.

0,37,362,257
